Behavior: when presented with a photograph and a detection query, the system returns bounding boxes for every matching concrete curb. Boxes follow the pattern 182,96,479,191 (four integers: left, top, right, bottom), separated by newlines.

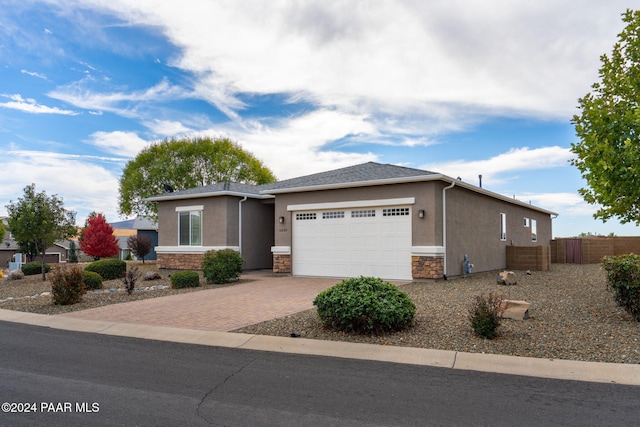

1,309,638,386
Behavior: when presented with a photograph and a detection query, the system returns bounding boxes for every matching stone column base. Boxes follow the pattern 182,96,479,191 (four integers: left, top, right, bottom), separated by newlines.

412,255,444,279
158,253,205,270
273,254,291,274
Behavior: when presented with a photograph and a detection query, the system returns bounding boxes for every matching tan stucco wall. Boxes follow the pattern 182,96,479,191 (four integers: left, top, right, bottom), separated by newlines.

444,185,552,276
274,182,442,247
156,195,274,270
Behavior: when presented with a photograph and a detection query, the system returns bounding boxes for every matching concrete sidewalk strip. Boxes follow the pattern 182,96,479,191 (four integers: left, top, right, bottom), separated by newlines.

2,308,639,386
453,352,640,385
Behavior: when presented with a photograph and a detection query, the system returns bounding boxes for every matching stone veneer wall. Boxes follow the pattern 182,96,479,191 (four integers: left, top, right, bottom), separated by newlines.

412,255,444,279
158,253,205,270
272,254,291,274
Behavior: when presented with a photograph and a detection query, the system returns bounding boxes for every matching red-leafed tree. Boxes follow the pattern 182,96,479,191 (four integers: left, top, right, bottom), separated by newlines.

79,212,119,260
127,234,153,264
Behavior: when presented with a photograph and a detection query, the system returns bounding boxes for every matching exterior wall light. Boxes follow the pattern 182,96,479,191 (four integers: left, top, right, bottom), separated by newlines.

279,216,285,224
418,209,425,218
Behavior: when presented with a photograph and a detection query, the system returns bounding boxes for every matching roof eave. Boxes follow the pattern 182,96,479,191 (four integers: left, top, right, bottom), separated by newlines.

146,191,275,203
261,174,558,216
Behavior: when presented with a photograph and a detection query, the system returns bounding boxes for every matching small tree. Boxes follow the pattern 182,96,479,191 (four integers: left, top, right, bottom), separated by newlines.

79,212,119,260
127,234,153,263
6,184,77,281
68,240,79,263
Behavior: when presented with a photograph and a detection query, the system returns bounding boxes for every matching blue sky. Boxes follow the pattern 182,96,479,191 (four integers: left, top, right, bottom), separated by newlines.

0,0,638,237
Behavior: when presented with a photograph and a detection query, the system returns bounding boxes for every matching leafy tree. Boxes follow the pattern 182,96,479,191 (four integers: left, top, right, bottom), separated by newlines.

79,213,119,260
571,10,640,224
119,136,277,219
5,184,76,281
0,218,6,240
127,234,153,264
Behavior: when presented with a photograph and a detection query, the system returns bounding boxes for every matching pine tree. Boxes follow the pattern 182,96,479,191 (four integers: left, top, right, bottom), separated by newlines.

79,213,119,260
68,240,79,263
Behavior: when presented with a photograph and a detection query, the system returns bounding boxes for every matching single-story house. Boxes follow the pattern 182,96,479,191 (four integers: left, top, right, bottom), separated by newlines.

133,216,159,261
147,162,556,280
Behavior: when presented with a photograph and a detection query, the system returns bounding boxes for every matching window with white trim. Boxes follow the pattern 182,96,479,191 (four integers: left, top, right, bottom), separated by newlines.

296,213,317,220
531,219,537,242
523,218,530,227
383,207,410,216
179,210,202,246
322,211,344,219
500,213,507,241
351,209,376,218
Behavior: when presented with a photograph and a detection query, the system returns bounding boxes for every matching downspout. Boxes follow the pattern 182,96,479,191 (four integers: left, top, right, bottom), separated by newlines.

442,180,456,279
238,196,248,256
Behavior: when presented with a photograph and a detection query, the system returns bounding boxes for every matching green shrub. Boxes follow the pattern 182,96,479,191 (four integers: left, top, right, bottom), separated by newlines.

313,277,416,334
602,254,640,321
85,258,126,280
170,271,200,289
468,292,504,339
22,261,51,276
83,271,103,290
50,265,86,305
202,249,243,284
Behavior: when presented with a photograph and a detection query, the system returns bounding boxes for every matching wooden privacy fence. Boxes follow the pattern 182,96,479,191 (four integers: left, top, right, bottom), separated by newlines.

551,236,640,264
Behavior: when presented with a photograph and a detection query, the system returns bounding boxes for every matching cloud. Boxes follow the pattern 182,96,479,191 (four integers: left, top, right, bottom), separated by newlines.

48,78,187,117
0,94,77,115
72,0,627,123
0,149,123,223
421,146,574,183
218,109,378,179
86,130,150,157
21,69,48,80
143,119,193,137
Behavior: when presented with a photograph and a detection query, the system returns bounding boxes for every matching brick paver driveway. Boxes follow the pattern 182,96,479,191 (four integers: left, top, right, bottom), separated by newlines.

59,271,339,332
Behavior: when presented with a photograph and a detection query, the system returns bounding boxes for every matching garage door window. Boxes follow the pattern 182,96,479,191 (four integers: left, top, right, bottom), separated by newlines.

383,207,410,216
296,213,317,220
322,211,345,219
351,209,376,218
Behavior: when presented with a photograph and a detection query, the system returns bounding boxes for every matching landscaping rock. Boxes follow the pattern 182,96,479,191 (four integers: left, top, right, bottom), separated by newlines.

496,271,517,286
500,300,531,320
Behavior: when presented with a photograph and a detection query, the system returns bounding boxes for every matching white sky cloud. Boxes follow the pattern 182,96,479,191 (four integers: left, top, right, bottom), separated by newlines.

421,146,575,183
0,93,77,115
0,149,122,222
87,131,150,158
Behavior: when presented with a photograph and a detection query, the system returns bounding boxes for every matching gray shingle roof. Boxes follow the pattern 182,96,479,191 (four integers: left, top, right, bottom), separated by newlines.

148,162,435,200
260,162,437,191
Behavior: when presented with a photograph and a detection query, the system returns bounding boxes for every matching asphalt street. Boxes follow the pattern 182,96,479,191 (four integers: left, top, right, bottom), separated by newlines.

0,321,637,426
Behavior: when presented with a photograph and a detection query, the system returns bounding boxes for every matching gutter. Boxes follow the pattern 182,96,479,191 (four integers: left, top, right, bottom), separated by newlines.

442,180,456,279
238,196,248,256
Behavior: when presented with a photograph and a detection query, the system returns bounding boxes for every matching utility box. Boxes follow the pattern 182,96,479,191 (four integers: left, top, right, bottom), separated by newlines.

8,253,22,273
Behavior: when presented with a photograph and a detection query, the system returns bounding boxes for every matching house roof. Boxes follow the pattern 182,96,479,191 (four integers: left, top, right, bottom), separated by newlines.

133,216,157,230
145,162,558,216
146,181,270,202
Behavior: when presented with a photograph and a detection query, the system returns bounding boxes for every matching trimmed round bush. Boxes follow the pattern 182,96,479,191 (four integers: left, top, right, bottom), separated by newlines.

22,261,51,276
170,271,200,289
85,258,127,280
202,249,243,284
83,271,103,290
313,277,416,334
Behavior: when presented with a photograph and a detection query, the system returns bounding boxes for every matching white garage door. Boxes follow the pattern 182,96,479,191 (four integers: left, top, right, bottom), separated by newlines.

292,206,412,280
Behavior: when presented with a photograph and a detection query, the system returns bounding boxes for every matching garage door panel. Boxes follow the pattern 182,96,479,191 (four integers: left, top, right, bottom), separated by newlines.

292,206,412,280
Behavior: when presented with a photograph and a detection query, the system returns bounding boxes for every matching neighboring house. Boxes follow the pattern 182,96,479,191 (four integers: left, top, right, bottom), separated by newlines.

133,216,158,261
147,162,557,280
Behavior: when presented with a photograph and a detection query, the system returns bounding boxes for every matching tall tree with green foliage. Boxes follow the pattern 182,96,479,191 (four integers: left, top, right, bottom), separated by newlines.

0,219,6,241
118,136,277,219
571,9,640,224
5,184,77,281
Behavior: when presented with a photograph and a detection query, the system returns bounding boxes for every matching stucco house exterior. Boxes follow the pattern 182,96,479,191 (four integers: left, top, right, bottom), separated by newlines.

148,162,556,280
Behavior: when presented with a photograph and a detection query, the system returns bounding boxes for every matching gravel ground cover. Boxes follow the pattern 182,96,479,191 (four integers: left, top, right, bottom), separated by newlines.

0,262,637,364
235,263,639,364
